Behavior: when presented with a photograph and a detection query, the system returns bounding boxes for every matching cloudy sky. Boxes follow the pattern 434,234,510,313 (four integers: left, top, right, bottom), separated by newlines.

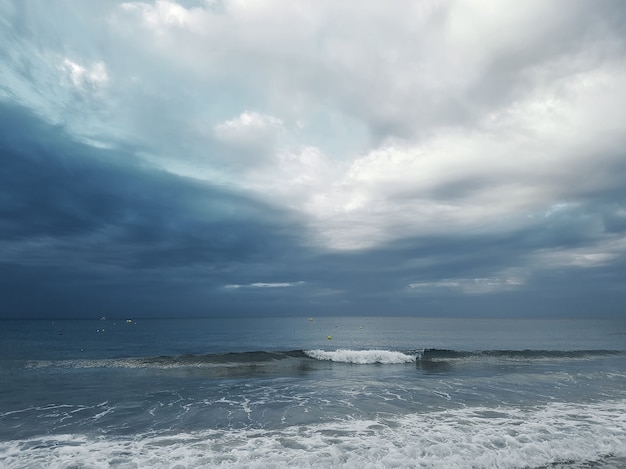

1,0,626,318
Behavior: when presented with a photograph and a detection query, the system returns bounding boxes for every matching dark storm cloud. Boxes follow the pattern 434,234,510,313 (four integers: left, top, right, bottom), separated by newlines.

0,102,307,316
1,102,292,257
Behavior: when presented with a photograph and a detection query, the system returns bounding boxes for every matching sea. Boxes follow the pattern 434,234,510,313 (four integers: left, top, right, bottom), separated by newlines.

0,316,625,469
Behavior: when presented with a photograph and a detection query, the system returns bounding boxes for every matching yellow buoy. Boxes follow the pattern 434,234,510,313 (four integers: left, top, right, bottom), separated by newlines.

327,335,332,340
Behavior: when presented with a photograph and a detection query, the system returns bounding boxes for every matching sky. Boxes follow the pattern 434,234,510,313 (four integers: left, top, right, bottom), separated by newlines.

1,0,626,319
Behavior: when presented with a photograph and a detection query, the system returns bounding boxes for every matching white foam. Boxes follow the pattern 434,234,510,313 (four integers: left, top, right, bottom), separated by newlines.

305,349,416,364
2,400,625,469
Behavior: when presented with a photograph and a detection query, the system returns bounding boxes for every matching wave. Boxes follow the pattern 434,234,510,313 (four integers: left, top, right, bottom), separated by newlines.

2,400,626,469
304,349,416,364
24,350,307,371
416,348,623,362
304,349,623,364
20,348,623,371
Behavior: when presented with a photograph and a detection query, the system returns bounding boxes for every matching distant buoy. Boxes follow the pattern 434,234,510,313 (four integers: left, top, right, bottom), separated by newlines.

327,335,332,340
308,317,314,321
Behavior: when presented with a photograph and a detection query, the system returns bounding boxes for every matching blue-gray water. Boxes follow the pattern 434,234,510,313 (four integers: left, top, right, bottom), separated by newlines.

1,316,626,468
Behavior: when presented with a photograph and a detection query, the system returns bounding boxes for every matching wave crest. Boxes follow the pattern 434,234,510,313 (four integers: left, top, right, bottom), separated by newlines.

304,349,416,364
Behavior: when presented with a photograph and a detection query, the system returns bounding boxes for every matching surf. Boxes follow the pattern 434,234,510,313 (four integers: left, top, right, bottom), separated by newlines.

304,349,417,364
2,399,625,469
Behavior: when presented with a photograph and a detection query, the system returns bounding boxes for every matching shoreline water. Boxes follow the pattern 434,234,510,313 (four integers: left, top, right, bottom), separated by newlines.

2,316,625,468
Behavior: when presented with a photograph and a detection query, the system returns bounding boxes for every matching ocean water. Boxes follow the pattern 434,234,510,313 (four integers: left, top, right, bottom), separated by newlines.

1,316,625,468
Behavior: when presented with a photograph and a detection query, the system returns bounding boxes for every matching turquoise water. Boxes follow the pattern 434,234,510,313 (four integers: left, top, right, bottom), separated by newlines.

1,316,626,468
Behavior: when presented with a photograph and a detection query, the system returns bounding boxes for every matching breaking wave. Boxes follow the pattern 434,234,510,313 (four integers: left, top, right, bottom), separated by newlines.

304,349,416,364
21,348,623,372
2,400,625,469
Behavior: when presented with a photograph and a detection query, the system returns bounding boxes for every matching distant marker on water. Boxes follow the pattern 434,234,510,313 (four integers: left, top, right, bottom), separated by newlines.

327,335,332,340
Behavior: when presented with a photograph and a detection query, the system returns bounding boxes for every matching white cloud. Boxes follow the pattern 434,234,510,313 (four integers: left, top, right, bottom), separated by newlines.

120,1,193,29
251,281,304,288
214,111,283,144
60,59,109,90
224,281,304,289
409,275,525,296
293,60,626,250
531,236,626,269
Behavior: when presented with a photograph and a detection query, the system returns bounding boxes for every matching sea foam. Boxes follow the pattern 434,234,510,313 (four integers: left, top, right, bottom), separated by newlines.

304,349,416,364
1,400,625,469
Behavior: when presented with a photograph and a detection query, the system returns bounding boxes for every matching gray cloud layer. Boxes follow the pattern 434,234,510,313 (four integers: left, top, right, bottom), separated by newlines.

1,0,626,318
